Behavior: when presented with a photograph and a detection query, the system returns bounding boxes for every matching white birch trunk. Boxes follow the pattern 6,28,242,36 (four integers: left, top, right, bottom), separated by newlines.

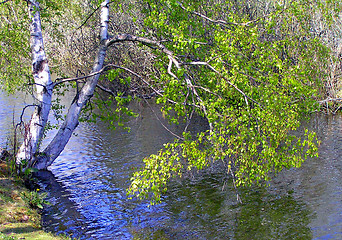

33,0,110,169
16,0,53,166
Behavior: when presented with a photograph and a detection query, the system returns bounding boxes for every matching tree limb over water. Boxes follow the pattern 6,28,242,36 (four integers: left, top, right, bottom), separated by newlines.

1,0,340,203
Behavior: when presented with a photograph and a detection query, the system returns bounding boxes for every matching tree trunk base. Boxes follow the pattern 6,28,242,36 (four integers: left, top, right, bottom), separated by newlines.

0,148,12,162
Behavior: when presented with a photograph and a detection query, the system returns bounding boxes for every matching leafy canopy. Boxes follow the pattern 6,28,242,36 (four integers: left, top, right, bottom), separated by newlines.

0,0,339,204
0,0,71,93
127,0,331,204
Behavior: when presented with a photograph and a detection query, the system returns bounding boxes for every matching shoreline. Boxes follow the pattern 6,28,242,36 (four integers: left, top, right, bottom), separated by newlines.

0,150,72,240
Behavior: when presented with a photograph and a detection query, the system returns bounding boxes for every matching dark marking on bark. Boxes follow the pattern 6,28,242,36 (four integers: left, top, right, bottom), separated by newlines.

32,22,37,31
35,105,42,115
32,59,47,74
34,123,44,128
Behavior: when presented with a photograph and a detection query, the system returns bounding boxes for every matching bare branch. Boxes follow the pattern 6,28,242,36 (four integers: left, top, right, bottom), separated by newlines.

183,61,262,108
167,57,178,79
107,33,213,129
96,83,116,96
143,98,184,140
107,34,182,78
192,84,221,97
318,98,342,103
183,109,195,133
53,67,108,86
176,1,283,28
176,1,240,26
106,33,174,57
76,4,102,30
15,104,39,129
26,82,53,94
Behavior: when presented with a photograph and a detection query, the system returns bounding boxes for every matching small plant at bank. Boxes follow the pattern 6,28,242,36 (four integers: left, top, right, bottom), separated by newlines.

20,189,49,209
0,233,16,240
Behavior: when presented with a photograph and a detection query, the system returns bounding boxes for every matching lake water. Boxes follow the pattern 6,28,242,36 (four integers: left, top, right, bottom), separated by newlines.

0,91,341,239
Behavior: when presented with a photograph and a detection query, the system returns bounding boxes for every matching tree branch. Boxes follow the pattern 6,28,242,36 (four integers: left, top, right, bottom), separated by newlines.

176,1,242,26
15,104,40,129
143,98,184,140
76,4,102,30
106,33,216,129
318,97,342,103
176,1,284,27
106,33,174,57
96,83,116,95
182,61,262,108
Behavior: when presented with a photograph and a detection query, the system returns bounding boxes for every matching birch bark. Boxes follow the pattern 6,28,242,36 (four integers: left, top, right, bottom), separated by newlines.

16,0,53,166
33,0,110,169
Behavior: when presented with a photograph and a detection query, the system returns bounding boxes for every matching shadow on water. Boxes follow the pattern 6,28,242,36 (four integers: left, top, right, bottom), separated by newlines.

35,169,314,240
1,91,341,239
22,107,320,239
32,170,88,239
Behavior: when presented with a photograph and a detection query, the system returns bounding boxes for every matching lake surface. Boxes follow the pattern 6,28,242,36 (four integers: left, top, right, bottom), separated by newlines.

0,91,341,239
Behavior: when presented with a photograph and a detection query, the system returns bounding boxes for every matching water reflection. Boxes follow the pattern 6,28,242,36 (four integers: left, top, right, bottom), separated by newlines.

38,112,342,239
38,102,182,239
1,91,341,239
34,165,315,240
235,188,312,240
0,92,31,146
128,174,313,240
34,171,87,239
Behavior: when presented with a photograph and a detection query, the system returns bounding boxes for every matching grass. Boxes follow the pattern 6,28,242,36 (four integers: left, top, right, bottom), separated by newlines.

0,161,72,240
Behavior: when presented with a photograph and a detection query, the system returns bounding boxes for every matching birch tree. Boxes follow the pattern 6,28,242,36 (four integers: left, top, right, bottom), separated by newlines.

15,0,54,167
0,0,340,203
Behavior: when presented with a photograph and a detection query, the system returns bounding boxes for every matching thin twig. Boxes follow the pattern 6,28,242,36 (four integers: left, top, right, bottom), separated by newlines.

15,104,39,129
107,33,214,130
106,33,175,57
182,61,262,108
176,1,278,27
96,83,116,95
228,163,242,204
184,109,195,133
333,103,342,114
318,97,342,103
143,98,184,140
76,4,102,30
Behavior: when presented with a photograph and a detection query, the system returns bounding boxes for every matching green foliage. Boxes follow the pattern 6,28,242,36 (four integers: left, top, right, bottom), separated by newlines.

0,0,338,205
128,0,329,204
0,1,30,93
0,233,16,240
0,0,71,92
20,189,49,210
87,93,138,131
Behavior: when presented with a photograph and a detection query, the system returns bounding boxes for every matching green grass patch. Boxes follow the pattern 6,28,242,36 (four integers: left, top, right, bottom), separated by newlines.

0,161,73,240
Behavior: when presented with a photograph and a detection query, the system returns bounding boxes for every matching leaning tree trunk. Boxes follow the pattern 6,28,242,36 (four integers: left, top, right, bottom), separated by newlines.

16,0,53,166
32,0,110,169
16,0,110,169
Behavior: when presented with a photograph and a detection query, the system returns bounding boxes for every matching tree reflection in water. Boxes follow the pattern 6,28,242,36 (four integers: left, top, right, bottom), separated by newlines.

130,173,312,240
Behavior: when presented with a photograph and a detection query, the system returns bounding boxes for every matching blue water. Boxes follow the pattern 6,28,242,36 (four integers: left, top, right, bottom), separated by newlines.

1,91,341,239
